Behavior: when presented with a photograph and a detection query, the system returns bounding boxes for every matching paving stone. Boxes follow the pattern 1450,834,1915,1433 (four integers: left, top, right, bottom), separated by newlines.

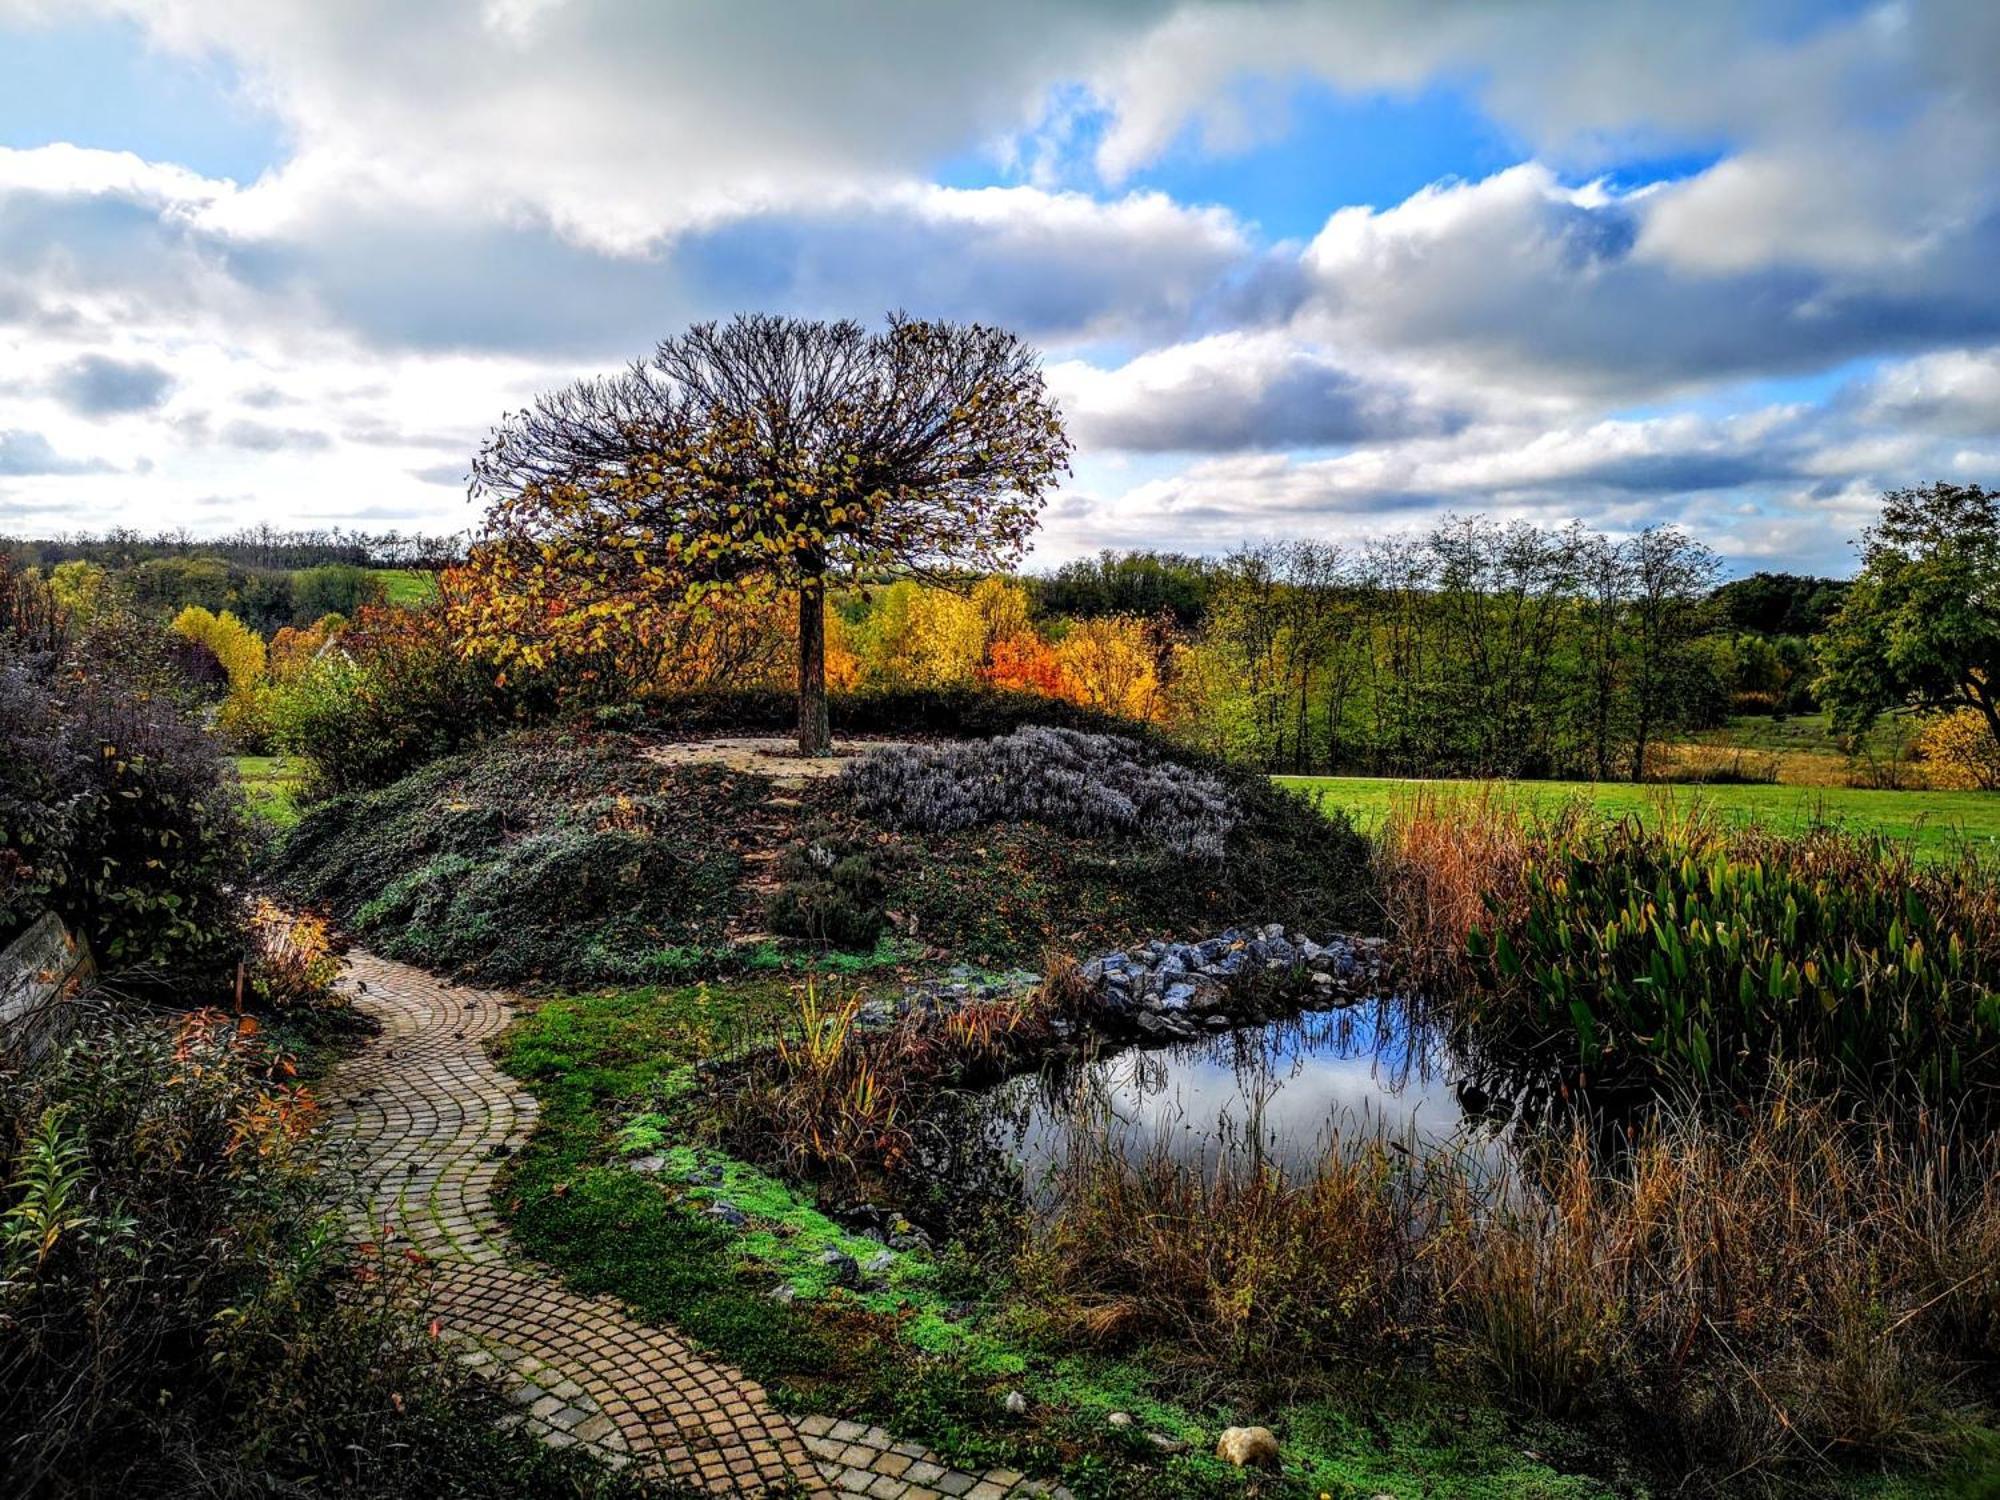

326,948,1051,1500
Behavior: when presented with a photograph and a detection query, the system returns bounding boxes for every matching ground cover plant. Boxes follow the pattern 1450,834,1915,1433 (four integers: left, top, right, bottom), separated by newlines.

843,727,1241,860
268,732,761,988
784,732,1375,968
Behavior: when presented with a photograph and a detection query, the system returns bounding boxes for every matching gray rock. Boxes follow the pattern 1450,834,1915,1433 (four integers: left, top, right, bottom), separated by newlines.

1004,1390,1029,1415
863,1250,895,1275
626,1154,667,1175
1107,1411,1133,1429
706,1201,747,1227
769,1283,798,1305
817,1250,861,1288
1262,922,1286,940
1160,982,1195,1011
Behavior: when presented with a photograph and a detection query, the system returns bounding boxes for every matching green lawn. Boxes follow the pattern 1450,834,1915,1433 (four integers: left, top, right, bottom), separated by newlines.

1279,774,2000,858
368,568,439,607
233,754,302,828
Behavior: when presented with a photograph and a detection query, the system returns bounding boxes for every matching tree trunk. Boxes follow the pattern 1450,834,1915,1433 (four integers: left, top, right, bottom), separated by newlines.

797,577,831,756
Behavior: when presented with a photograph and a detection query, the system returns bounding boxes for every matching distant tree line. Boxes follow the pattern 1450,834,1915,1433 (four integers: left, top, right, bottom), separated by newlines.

10,525,463,572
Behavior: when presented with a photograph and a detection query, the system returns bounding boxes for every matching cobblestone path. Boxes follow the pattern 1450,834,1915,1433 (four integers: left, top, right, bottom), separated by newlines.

325,951,1066,1500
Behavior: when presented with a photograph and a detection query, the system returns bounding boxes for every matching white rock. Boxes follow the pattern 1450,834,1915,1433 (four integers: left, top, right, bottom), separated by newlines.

1215,1425,1279,1469
1004,1389,1028,1415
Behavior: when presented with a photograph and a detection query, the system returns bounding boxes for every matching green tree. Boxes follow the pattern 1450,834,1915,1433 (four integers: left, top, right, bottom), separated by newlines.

1816,483,2000,755
469,314,1070,753
292,563,385,623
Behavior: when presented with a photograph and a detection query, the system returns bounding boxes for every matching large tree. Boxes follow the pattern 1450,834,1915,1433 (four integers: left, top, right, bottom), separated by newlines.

467,314,1071,753
1816,482,2000,754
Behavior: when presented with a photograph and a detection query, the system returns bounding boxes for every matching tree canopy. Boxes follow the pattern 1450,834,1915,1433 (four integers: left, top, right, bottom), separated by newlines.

1816,482,2000,750
465,313,1071,752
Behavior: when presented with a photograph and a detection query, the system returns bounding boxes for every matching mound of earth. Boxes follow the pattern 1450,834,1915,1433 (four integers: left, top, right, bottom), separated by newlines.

267,727,1376,986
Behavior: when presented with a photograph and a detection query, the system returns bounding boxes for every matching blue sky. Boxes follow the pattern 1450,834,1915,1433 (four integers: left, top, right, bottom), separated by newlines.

1,0,1995,574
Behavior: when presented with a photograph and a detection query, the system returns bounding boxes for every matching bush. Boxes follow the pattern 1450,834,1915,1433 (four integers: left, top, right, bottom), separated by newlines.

765,831,889,949
273,603,516,797
0,997,676,1499
843,727,1240,860
0,644,249,980
269,733,757,987
590,683,1162,742
1917,708,2000,789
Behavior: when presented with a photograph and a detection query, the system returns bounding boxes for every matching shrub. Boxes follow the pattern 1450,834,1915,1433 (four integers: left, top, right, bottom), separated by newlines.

170,604,266,688
0,997,676,1499
1917,708,2000,789
0,646,249,982
273,603,514,797
269,733,756,987
843,727,1239,860
765,832,888,949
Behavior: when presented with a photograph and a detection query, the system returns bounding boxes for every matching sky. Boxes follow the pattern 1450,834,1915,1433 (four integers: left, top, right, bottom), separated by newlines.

1,1,1997,575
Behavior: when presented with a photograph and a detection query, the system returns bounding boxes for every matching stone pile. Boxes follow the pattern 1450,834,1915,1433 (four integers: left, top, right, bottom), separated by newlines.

1082,924,1388,1041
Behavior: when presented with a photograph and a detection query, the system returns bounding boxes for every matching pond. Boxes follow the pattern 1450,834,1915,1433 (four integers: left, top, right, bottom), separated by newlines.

906,999,1508,1234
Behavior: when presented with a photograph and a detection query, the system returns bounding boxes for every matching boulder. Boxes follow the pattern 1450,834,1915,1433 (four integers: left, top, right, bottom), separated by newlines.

1215,1425,1280,1469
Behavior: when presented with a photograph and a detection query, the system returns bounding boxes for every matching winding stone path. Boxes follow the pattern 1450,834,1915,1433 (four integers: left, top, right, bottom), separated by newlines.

325,950,1066,1500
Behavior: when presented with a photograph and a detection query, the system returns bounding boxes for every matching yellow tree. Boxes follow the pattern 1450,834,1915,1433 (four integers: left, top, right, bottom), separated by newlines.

1055,615,1163,721
467,315,1070,754
170,605,266,688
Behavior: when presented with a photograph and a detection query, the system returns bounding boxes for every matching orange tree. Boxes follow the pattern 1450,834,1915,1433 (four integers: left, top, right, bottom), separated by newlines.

467,313,1071,753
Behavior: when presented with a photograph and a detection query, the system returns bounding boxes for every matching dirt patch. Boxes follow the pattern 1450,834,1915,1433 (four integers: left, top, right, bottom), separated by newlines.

641,735,915,787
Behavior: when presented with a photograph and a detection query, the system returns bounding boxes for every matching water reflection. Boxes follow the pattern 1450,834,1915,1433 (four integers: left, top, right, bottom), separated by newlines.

1020,1002,1474,1184
900,1001,1506,1236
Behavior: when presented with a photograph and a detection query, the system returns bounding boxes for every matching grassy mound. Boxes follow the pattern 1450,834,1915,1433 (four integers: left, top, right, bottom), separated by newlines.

272,724,1376,986
268,732,761,987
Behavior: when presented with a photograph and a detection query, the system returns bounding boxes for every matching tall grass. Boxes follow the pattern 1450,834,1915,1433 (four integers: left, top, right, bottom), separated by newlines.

711,956,1096,1181
1378,790,2000,1107
1018,1085,2000,1476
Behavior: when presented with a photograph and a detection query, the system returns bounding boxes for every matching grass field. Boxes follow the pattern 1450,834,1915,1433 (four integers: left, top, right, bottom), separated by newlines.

367,568,439,607
233,754,302,827
1280,774,2000,858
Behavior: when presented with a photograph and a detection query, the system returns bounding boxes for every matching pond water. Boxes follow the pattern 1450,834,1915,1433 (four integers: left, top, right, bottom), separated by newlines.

907,1000,1507,1231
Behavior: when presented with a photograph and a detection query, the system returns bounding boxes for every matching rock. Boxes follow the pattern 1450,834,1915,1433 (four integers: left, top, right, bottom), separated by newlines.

1310,970,1335,988
1215,1425,1280,1469
706,1201,747,1227
1298,938,1325,962
627,1154,667,1174
1262,922,1286,940
817,1250,861,1288
1265,936,1296,964
769,1283,797,1305
863,1250,895,1275
1147,1432,1188,1454
1107,1411,1133,1429
1160,982,1195,1011
1004,1389,1028,1415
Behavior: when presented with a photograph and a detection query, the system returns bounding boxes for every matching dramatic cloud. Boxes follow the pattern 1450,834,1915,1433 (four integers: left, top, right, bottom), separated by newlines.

0,1,1994,563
